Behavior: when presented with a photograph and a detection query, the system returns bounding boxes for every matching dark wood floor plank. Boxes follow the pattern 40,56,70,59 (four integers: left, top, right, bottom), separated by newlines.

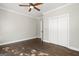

0,38,79,56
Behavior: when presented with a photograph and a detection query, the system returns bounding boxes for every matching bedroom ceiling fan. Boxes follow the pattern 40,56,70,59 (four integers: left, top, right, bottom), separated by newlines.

19,3,43,12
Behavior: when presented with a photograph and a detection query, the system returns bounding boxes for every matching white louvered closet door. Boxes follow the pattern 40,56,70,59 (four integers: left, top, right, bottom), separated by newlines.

49,14,69,47
49,17,58,44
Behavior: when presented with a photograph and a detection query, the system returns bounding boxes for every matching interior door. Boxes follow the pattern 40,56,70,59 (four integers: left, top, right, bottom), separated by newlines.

49,17,58,44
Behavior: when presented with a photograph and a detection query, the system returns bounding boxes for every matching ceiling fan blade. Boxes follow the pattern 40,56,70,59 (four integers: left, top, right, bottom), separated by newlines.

29,8,31,12
19,5,29,6
34,6,40,11
29,3,40,11
34,3,43,6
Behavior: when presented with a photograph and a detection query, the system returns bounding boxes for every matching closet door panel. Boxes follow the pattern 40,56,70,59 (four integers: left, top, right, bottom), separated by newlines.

58,14,68,46
49,17,58,44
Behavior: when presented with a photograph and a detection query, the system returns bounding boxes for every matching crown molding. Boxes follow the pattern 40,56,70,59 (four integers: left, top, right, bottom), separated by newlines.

43,4,72,16
0,6,42,20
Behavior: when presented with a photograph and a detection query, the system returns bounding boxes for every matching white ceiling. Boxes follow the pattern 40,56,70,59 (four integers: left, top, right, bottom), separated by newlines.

0,3,66,19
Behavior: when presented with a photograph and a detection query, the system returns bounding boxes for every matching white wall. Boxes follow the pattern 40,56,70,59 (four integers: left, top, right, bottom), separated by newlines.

0,8,39,45
36,17,43,38
43,4,79,51
43,16,49,41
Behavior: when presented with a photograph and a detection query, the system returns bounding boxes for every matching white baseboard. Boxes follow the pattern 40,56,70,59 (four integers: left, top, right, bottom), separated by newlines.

43,40,51,43
68,46,79,51
43,40,79,52
43,40,63,46
0,37,36,45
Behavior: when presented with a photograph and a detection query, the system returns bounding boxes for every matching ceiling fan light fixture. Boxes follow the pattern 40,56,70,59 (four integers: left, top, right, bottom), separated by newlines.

30,6,33,9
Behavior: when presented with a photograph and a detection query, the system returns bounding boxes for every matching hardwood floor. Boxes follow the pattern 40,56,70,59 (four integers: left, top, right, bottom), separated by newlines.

0,38,79,56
